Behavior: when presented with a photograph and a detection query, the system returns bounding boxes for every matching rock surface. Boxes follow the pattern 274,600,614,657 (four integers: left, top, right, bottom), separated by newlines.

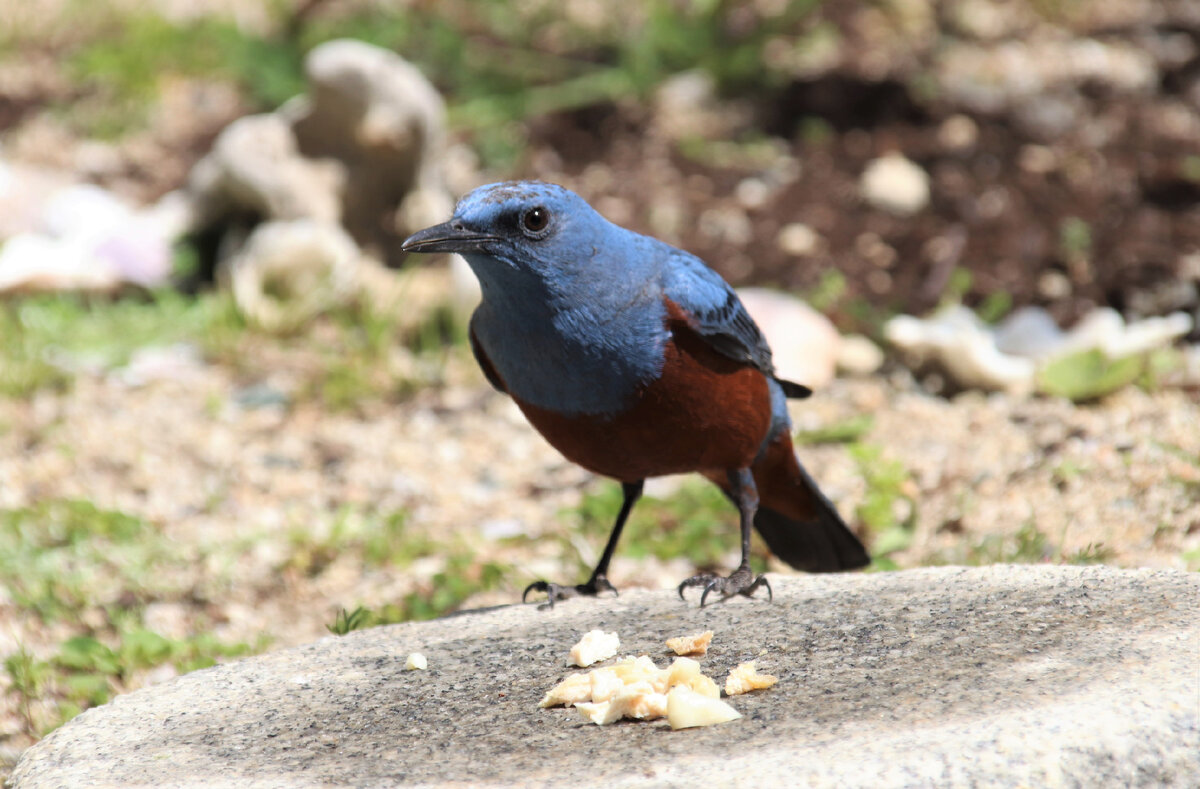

11,566,1198,788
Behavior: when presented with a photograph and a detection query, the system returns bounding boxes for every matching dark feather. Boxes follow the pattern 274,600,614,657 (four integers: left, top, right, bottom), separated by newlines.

469,317,507,393
746,461,869,572
777,379,812,399
686,290,775,374
677,288,817,399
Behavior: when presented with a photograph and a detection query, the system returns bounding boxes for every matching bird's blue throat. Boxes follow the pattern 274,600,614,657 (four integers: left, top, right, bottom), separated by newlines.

464,251,669,417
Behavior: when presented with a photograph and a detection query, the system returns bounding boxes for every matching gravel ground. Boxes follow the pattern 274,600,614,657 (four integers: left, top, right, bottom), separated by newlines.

2,353,1197,739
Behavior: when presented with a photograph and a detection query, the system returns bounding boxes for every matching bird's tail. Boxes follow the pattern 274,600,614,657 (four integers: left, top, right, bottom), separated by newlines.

708,432,870,572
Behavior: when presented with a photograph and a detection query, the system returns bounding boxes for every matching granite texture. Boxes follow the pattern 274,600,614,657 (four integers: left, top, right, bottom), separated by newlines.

9,566,1199,788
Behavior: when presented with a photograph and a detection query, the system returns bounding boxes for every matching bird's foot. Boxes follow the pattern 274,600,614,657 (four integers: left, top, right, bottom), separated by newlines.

677,566,772,607
522,576,617,609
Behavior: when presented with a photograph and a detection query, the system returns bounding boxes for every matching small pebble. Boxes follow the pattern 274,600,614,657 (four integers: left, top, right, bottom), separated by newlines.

776,223,821,256
860,153,931,216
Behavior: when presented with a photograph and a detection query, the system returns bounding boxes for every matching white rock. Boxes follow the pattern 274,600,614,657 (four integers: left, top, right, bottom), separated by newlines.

837,334,885,375
736,288,840,387
302,39,446,158
994,306,1194,361
734,178,771,210
291,39,453,252
653,70,724,140
991,306,1066,359
860,153,930,216
885,306,1037,395
776,222,821,256
1042,307,1125,358
886,304,1195,395
198,113,345,225
1090,311,1193,358
0,158,75,239
0,233,118,293
937,114,979,151
222,219,362,332
161,40,457,277
0,184,171,294
935,39,1157,122
39,183,131,238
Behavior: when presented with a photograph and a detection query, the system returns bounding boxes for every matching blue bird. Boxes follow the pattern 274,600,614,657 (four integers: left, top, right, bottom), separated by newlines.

403,181,868,606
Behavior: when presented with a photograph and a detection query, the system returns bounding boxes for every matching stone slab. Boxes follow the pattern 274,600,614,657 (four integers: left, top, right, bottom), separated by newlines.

10,566,1199,787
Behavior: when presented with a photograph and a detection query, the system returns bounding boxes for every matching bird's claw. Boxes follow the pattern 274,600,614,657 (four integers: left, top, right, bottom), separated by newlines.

677,567,772,607
522,576,618,609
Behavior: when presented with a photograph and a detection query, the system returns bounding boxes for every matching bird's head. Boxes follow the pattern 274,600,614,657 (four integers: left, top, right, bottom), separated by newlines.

401,181,612,278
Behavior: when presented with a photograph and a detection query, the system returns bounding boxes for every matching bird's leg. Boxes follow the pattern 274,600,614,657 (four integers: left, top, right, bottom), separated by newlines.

523,480,643,609
677,468,772,607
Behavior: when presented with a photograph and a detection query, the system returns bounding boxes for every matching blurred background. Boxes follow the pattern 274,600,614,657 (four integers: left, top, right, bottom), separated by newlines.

1,0,1198,774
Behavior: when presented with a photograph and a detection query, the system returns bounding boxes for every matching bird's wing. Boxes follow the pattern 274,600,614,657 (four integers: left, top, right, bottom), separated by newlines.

661,248,811,399
469,315,508,393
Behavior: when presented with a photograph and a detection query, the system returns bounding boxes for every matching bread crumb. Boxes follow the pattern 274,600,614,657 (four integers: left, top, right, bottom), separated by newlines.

589,667,624,703
405,653,427,671
666,685,742,729
574,699,619,725
569,629,620,667
666,656,720,699
539,672,592,708
576,681,668,726
666,630,713,656
724,660,778,695
542,633,770,728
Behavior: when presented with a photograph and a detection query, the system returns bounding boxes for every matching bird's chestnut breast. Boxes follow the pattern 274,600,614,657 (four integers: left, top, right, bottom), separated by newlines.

513,299,772,481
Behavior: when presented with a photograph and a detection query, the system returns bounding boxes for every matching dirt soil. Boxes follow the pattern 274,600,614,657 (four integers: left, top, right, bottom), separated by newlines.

517,3,1200,330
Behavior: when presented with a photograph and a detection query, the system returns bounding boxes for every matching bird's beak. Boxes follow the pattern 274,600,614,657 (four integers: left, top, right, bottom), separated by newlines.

401,221,499,255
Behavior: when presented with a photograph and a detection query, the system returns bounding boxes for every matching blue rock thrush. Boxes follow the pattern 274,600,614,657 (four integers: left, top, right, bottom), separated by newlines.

403,181,869,607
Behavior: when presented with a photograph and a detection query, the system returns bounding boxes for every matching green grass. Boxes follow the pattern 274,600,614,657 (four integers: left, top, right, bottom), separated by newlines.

0,500,179,622
848,443,917,569
6,628,257,737
1058,216,1093,262
0,282,466,407
926,520,1115,567
282,507,437,577
966,520,1052,565
1062,542,1115,565
326,551,511,634
804,269,848,314
0,499,257,738
64,13,306,137
285,507,512,632
559,438,919,577
1156,441,1200,499
48,0,832,163
794,415,874,446
0,290,243,398
569,479,759,574
1037,349,1144,403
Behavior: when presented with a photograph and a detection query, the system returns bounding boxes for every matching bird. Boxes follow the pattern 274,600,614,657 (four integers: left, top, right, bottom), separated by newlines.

402,181,869,607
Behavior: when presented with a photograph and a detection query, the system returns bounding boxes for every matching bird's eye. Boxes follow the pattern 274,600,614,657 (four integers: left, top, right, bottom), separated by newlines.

522,207,549,233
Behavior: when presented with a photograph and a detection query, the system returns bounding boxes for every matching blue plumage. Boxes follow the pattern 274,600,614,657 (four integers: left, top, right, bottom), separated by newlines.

456,182,669,414
401,180,869,607
430,181,785,416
